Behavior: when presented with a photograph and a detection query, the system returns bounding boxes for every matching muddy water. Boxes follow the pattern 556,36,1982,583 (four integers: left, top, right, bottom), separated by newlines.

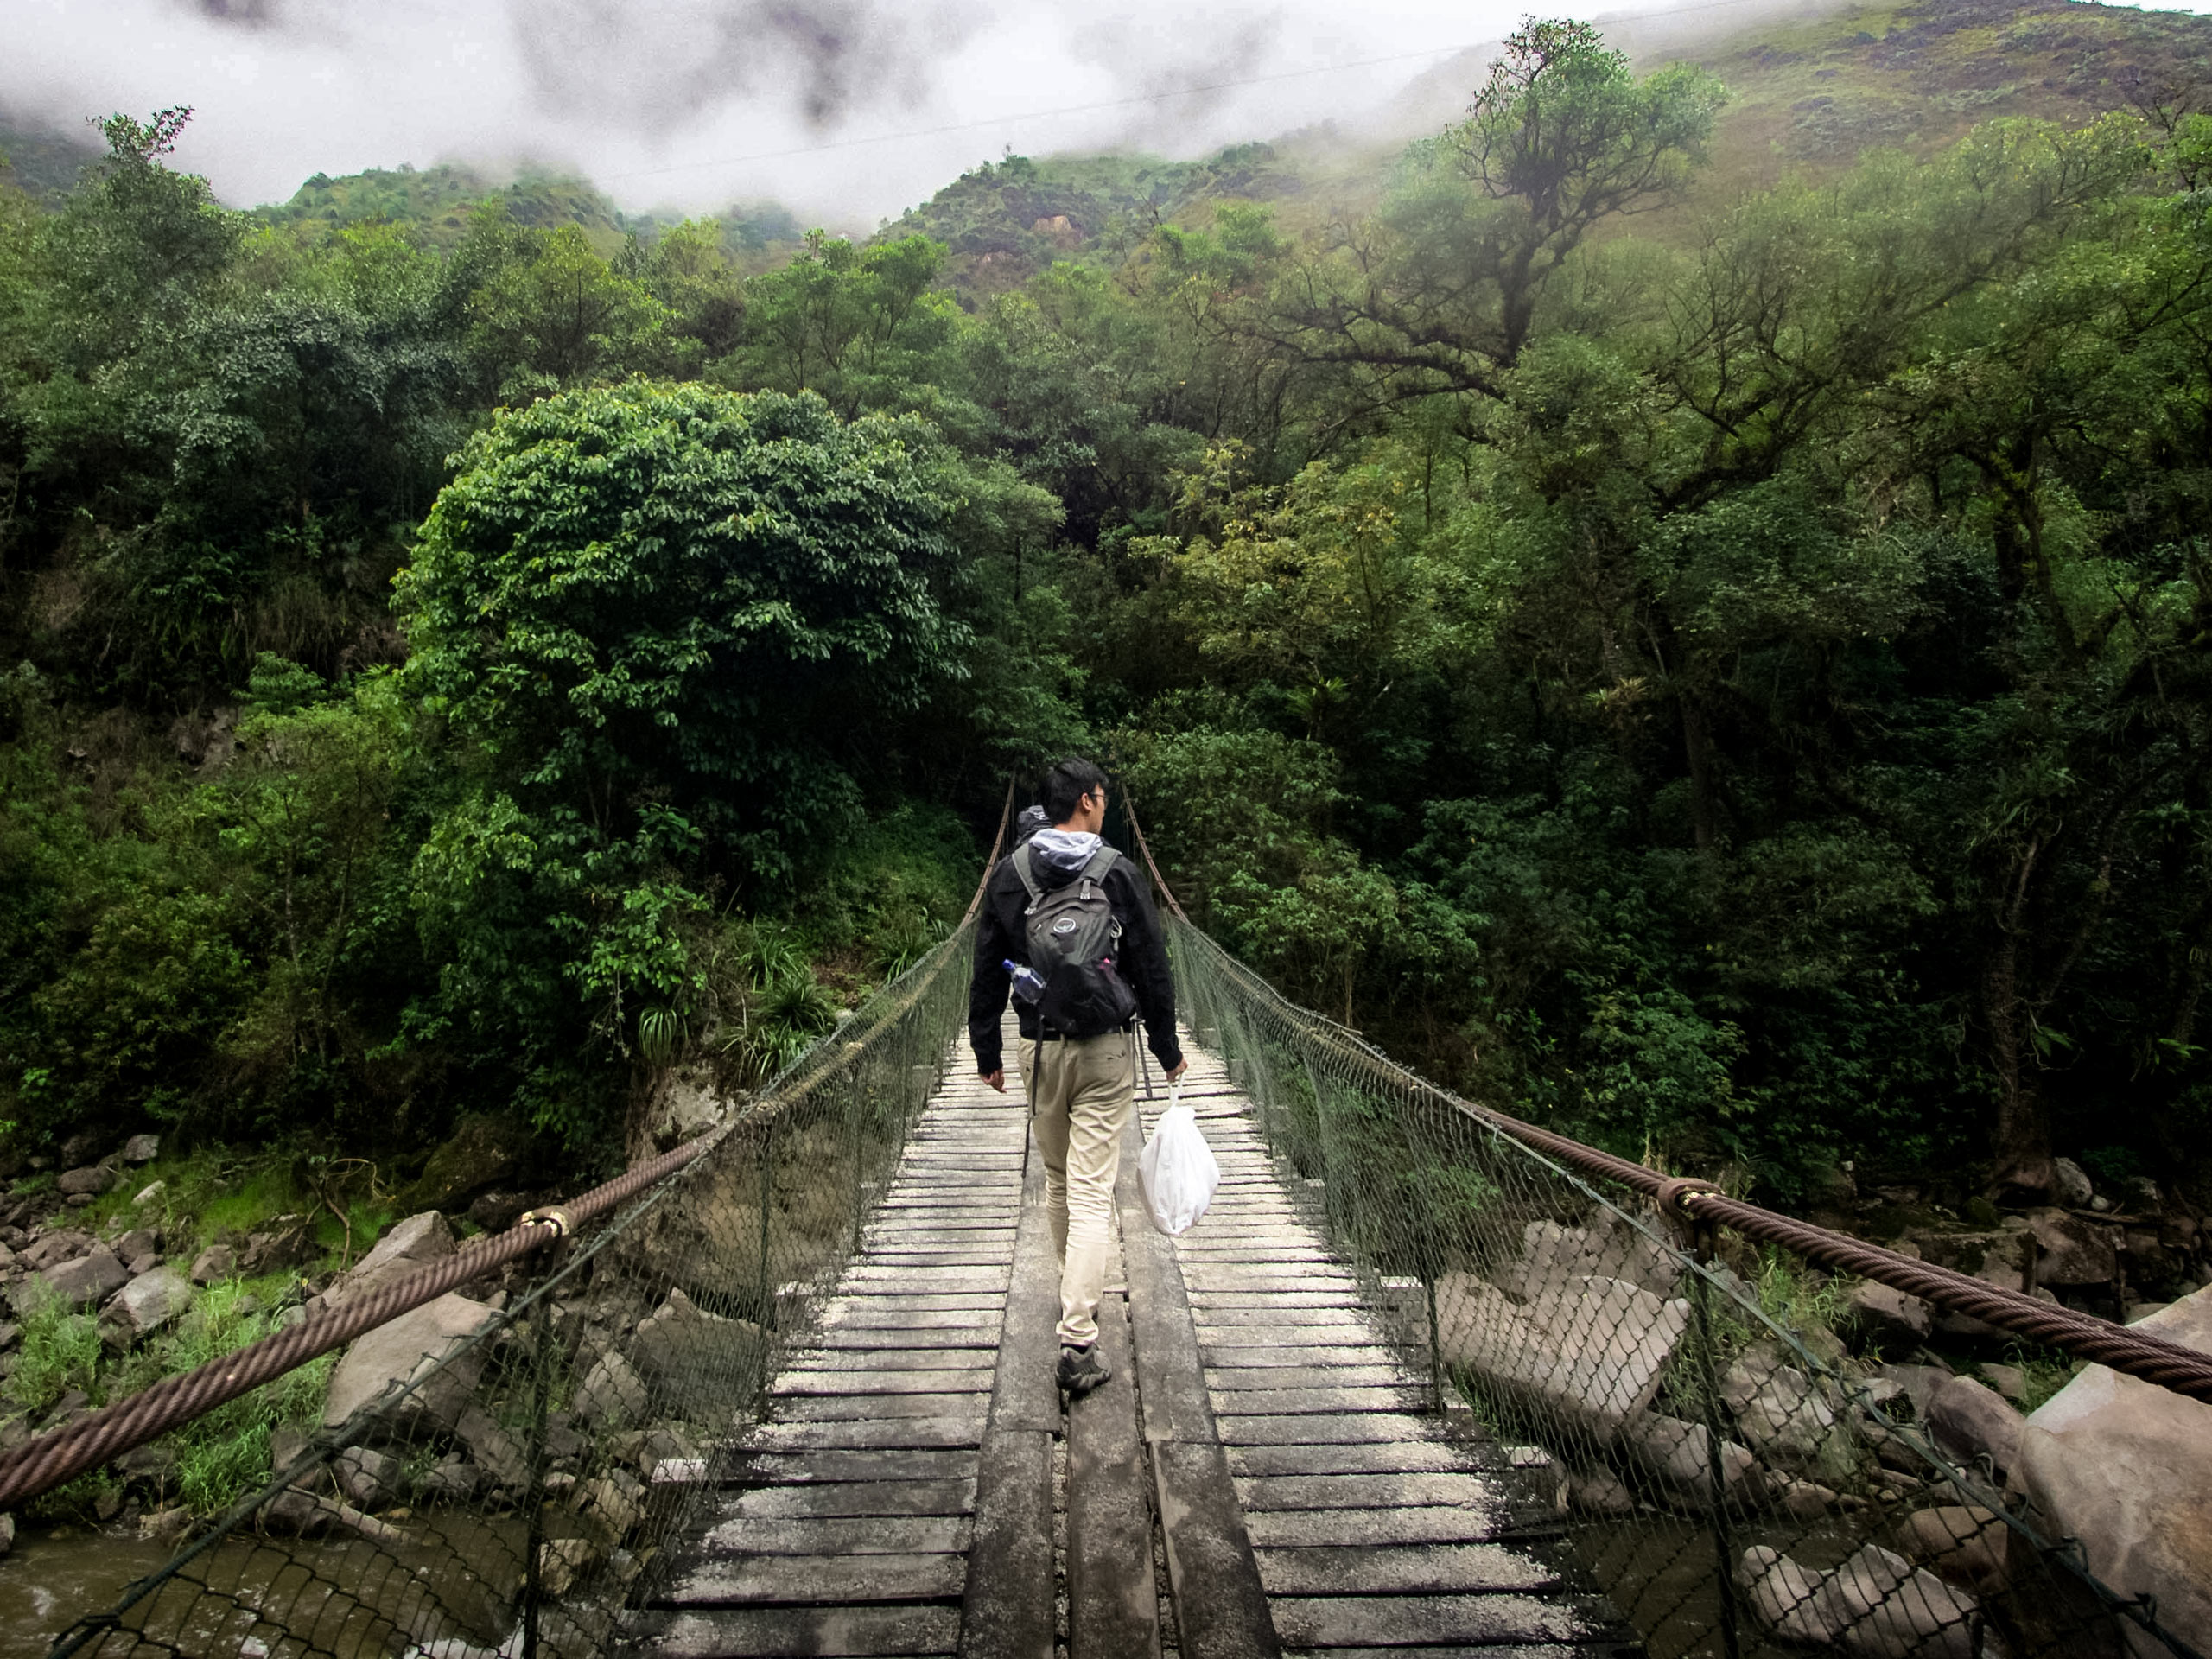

0,1515,531,1659
0,1529,177,1659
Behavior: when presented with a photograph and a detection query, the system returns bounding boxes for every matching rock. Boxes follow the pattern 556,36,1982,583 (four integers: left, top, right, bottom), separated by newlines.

335,1445,401,1509
132,1181,164,1208
2016,1283,2212,1654
1569,1469,1637,1515
401,1118,524,1215
2052,1157,2094,1209
269,1426,317,1485
0,1512,12,1557
20,1244,129,1313
138,1506,190,1541
119,1135,160,1166
629,1288,763,1421
322,1292,496,1433
58,1131,100,1167
1497,1215,1681,1302
64,1193,96,1209
2091,1194,2113,1212
537,1536,598,1599
641,1071,731,1153
2127,1175,2161,1211
113,1228,159,1263
323,1212,453,1310
1924,1376,2024,1478
261,1487,404,1545
1739,1541,1979,1658
55,1166,112,1198
99,1267,194,1343
1775,1477,1840,1521
124,1254,157,1277
1722,1355,1859,1486
1896,1504,2008,1597
190,1244,237,1287
1438,1271,1688,1442
467,1191,534,1234
21,1230,91,1271
575,1469,646,1541
1621,1413,1763,1506
2030,1209,2118,1286
1847,1281,1932,1347
2126,1302,2171,1325
421,1455,479,1503
1978,1363,2027,1403
0,1322,17,1353
455,1404,528,1491
575,1350,651,1430
238,1217,311,1275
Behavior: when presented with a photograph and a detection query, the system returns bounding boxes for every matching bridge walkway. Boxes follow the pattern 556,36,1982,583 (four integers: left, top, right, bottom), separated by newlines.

639,1022,1623,1658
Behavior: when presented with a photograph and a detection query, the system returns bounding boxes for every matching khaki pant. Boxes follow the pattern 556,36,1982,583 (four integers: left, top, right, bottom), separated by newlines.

1020,1028,1135,1349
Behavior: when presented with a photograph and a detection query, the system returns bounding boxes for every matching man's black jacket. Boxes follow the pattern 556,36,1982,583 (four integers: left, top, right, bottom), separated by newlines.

968,844,1183,1076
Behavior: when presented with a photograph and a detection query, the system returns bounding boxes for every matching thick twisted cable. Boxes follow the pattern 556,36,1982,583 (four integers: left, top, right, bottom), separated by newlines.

0,785,1018,1514
0,1130,718,1512
1122,802,2212,1409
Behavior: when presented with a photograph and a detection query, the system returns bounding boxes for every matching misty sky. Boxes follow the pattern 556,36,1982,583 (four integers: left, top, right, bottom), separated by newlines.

1,0,1565,226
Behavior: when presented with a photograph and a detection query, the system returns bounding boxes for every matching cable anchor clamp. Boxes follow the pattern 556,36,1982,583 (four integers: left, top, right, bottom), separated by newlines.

520,1206,574,1240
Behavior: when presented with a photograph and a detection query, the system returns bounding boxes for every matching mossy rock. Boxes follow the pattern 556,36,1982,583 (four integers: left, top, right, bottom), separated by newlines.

400,1117,530,1215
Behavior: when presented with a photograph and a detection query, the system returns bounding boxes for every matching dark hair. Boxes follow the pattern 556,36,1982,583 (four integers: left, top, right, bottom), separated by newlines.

1042,757,1109,826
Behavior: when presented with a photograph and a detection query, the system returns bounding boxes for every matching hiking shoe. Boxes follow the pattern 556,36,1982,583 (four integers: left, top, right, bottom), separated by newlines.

1057,1343,1110,1398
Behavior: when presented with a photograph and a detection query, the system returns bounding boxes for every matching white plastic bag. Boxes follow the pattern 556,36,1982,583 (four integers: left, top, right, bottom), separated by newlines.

1138,1084,1219,1236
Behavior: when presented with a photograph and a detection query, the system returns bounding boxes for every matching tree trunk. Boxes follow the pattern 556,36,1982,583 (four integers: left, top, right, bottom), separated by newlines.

1681,696,1719,853
1984,926,2055,1199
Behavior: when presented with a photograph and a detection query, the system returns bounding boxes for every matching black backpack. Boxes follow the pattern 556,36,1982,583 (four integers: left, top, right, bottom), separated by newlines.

1013,843,1140,1038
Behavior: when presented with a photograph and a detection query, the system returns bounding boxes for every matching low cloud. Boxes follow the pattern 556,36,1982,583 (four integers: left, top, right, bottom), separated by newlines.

3,0,1703,224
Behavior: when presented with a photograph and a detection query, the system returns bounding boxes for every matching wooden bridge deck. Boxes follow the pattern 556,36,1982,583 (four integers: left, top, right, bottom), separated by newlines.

639,1024,1627,1659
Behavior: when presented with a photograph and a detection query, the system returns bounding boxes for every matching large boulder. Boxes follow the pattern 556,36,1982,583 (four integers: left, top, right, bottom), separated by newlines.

2030,1209,2118,1287
1496,1215,1682,1303
1620,1412,1763,1507
1895,1505,2009,1598
1738,1542,1979,1659
1438,1271,1688,1442
100,1267,194,1344
323,1292,496,1433
2052,1157,2094,1209
16,1244,129,1313
401,1117,526,1215
1722,1353,1859,1487
1924,1376,2023,1480
323,1212,454,1311
119,1134,160,1166
2015,1283,2212,1656
56,1166,113,1198
1847,1281,1933,1348
629,1288,763,1421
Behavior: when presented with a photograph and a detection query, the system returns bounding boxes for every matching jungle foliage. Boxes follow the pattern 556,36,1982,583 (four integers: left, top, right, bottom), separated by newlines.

6,14,2212,1205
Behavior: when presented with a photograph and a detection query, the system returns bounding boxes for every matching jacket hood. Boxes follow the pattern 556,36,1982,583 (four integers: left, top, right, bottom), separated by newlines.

1028,828,1103,874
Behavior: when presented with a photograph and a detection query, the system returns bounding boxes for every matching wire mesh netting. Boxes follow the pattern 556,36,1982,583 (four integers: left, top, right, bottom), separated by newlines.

1161,912,2198,1659
47,919,979,1659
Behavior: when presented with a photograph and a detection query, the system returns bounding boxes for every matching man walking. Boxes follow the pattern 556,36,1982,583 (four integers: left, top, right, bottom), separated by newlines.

970,758,1186,1396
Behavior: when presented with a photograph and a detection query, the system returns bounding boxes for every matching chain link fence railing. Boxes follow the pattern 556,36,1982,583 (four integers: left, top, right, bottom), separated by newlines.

1155,901,2203,1659
19,908,982,1659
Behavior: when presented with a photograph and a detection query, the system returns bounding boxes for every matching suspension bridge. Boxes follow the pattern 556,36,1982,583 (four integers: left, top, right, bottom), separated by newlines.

3,804,2209,1659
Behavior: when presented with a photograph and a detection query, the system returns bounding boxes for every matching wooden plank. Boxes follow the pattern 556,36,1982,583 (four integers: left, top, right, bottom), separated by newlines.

731,1478,976,1520
1234,1472,1504,1514
696,1515,973,1556
1241,1508,1503,1549
1251,1544,1560,1597
961,1146,1058,1659
1208,1386,1427,1415
746,1415,985,1452
1207,1365,1411,1390
796,1348,1001,1373
664,1551,968,1606
1226,1441,1463,1478
655,1605,962,1656
1268,1594,1599,1649
1065,1293,1160,1659
1115,1133,1282,1659
772,1368,997,1395
818,1326,1002,1351
776,1391,991,1421
734,1448,977,1484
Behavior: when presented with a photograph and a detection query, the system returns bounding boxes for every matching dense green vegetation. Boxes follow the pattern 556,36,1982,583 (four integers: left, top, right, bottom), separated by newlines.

5,2,2212,1211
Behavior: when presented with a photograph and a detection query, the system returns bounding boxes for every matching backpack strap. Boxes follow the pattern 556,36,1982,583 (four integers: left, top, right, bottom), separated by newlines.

1077,846,1120,894
1012,843,1045,909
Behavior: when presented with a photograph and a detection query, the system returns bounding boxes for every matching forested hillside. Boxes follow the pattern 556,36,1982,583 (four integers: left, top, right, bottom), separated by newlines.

5,0,2212,1228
